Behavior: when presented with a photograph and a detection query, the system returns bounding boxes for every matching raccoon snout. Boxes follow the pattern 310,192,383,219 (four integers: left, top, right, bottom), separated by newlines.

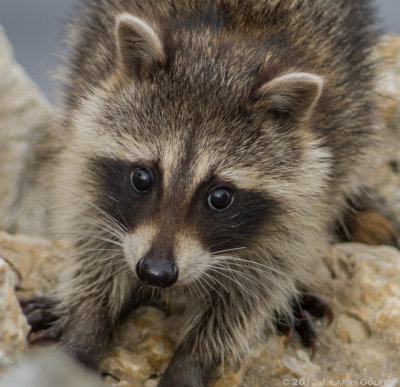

136,255,179,288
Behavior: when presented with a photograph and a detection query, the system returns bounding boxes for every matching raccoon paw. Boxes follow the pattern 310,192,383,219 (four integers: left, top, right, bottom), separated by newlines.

276,293,333,357
20,296,62,343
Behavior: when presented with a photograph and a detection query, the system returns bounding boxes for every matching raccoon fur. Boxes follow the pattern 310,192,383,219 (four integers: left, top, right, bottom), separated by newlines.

24,0,384,385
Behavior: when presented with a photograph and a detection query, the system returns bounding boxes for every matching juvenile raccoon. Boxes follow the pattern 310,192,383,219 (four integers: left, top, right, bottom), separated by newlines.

22,0,394,385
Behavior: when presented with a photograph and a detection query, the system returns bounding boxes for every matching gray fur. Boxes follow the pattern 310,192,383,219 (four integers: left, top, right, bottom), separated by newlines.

47,1,380,385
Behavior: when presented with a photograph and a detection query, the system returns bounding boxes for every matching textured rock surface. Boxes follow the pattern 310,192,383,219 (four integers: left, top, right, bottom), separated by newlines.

0,26,400,387
370,35,400,240
0,231,64,299
241,243,400,386
0,230,64,371
0,26,55,237
0,256,29,370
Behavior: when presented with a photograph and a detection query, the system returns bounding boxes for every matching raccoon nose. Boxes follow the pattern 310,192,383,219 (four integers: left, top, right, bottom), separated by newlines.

136,255,178,288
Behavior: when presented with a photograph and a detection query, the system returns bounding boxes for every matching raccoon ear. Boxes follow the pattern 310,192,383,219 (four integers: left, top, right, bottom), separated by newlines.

115,13,165,79
254,72,324,118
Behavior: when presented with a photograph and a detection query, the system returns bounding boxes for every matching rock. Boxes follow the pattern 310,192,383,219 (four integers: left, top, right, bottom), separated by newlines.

100,305,247,387
0,229,66,371
0,350,105,387
335,314,368,344
282,350,321,377
0,229,67,373
0,257,29,370
370,35,400,240
101,349,154,385
241,243,400,387
332,244,400,346
378,35,400,129
0,26,55,237
99,307,176,386
210,366,245,387
0,231,66,299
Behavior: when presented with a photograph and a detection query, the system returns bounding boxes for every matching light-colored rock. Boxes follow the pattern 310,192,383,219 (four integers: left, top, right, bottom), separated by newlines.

335,314,368,344
378,35,400,129
0,231,66,299
369,35,400,241
101,349,154,385
0,257,29,370
332,244,400,346
0,230,66,373
0,26,55,237
0,350,105,387
242,243,400,386
0,230,66,374
210,366,245,387
99,307,176,386
282,350,321,377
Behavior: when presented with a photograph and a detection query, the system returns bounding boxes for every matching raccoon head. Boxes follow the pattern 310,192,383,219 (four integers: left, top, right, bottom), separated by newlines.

69,13,329,291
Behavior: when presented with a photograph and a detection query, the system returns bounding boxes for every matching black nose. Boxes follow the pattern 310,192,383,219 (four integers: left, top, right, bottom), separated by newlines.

136,255,179,288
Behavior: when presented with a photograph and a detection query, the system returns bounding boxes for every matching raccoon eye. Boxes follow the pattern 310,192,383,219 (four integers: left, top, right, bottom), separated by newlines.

207,188,233,211
131,167,153,193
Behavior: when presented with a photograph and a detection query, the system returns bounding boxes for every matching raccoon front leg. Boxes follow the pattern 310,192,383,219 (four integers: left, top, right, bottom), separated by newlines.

61,305,113,368
22,295,114,368
159,294,265,387
159,347,214,387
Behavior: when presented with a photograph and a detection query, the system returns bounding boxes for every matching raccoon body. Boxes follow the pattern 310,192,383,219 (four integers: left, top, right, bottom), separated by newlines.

36,1,381,385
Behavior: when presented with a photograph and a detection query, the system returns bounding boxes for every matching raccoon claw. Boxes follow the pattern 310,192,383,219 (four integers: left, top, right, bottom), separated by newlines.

275,311,295,340
300,293,333,324
20,296,61,336
294,308,318,357
30,324,62,344
276,293,332,357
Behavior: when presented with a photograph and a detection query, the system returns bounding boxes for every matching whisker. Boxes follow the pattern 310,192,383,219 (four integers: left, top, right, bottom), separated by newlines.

220,256,283,276
201,273,225,301
107,194,120,203
79,216,124,241
193,280,208,305
51,185,129,234
211,247,246,256
117,207,130,232
202,271,229,294
207,267,259,300
213,264,265,292
197,278,213,305
82,234,123,247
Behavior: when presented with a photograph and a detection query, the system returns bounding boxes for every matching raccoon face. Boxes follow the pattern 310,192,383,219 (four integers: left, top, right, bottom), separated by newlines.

87,154,283,288
71,13,328,289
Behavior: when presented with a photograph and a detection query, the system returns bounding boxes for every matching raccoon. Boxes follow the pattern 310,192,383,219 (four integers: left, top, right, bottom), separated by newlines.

21,0,394,386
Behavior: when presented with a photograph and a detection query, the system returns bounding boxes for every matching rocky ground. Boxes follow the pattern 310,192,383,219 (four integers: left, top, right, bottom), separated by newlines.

0,27,399,386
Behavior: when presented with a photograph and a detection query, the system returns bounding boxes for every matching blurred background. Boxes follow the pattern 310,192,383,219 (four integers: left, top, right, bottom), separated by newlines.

1,0,399,98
